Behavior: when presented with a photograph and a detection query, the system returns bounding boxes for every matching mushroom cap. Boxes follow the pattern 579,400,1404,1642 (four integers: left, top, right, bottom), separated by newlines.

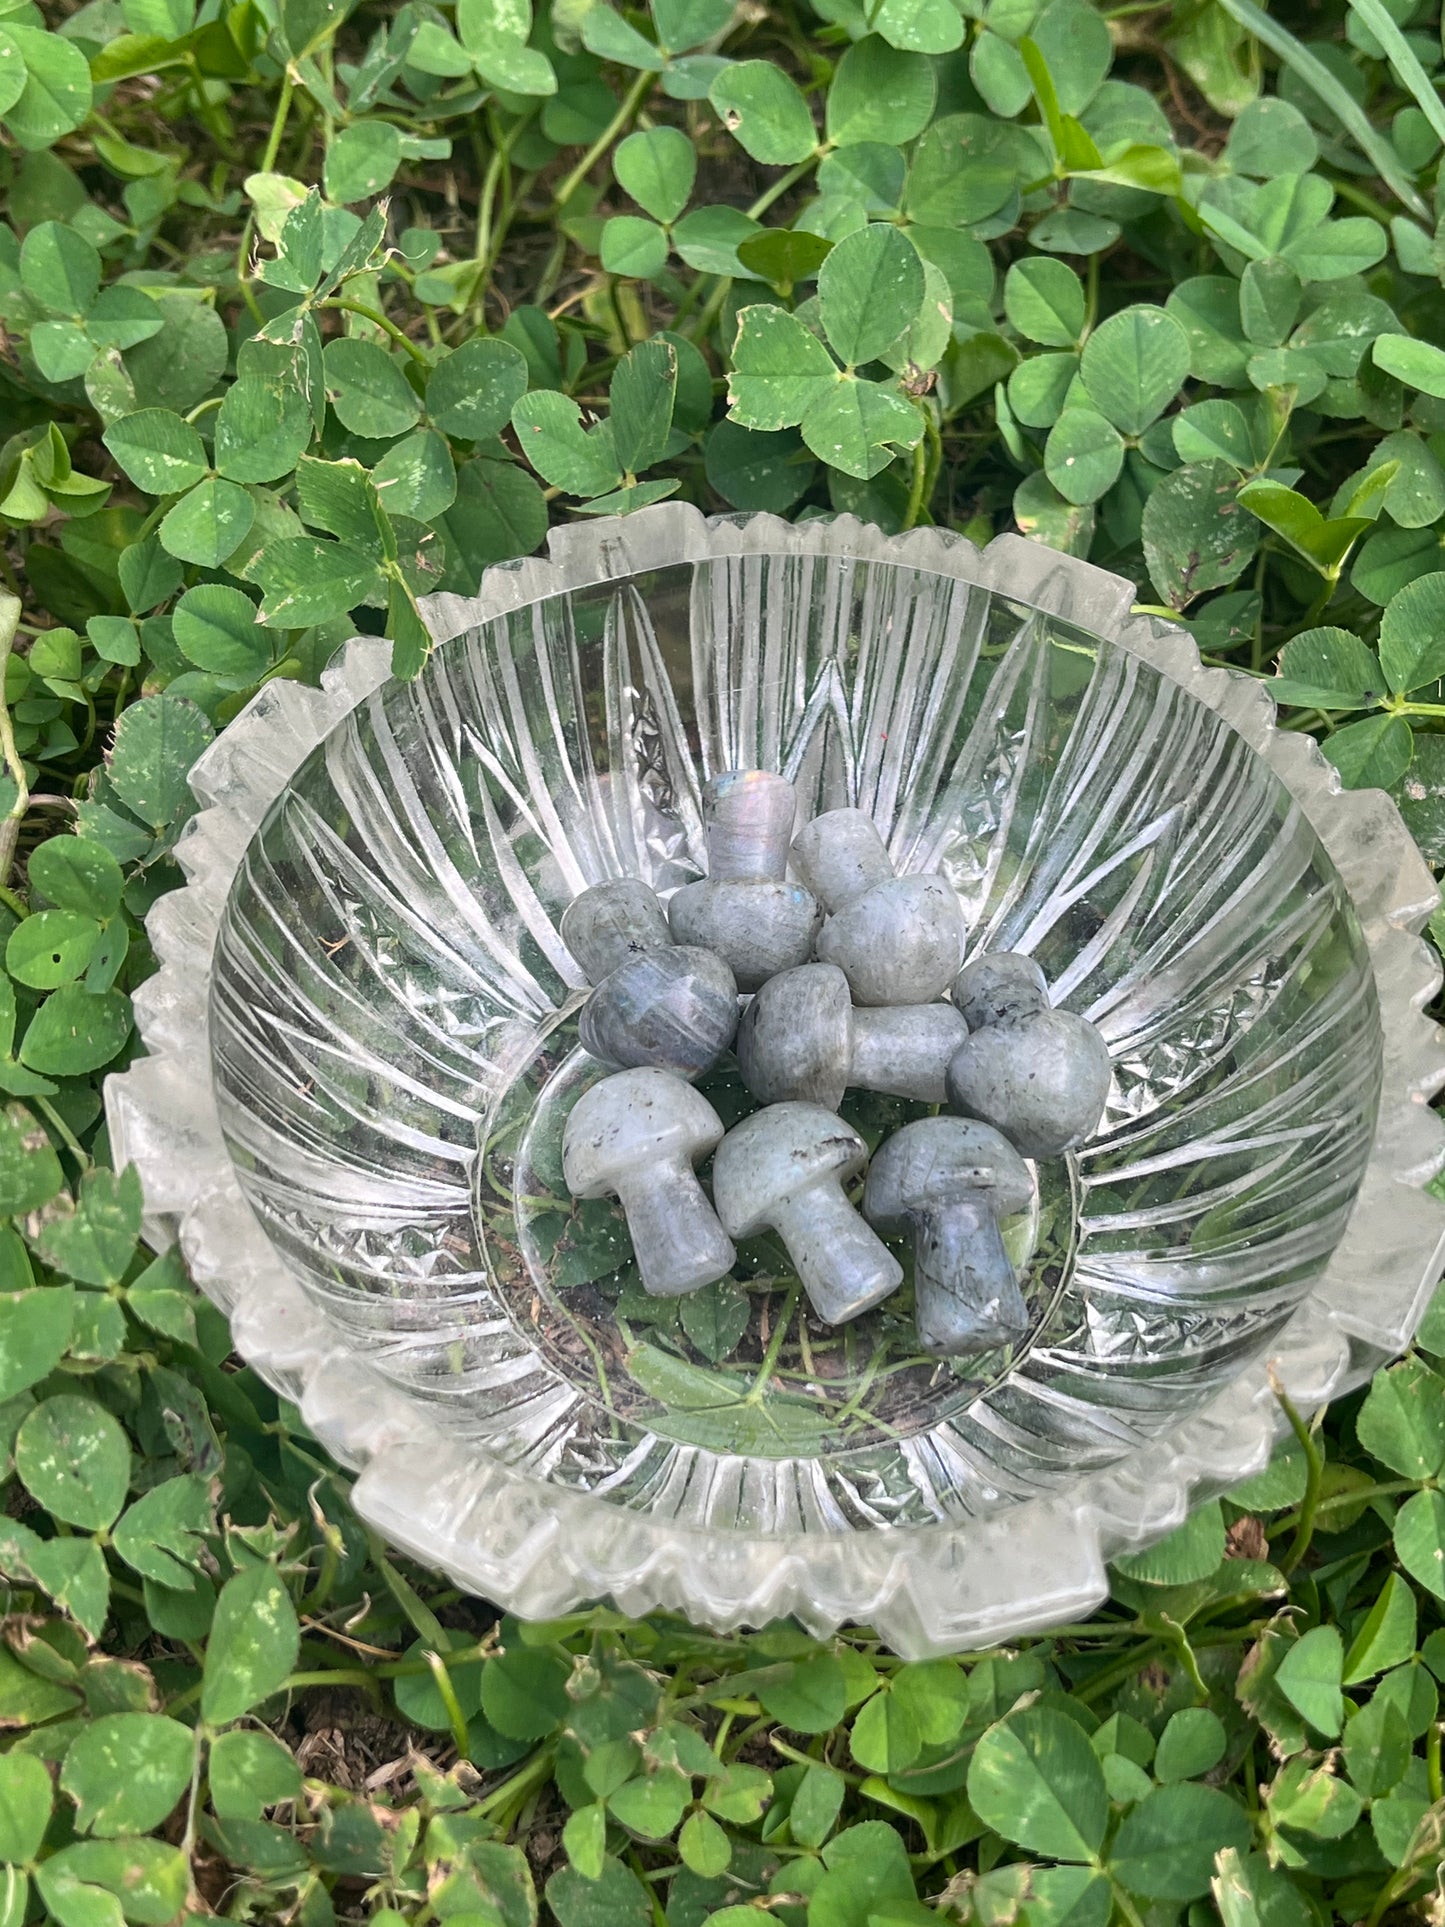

945,1009,1111,1158
952,951,1049,1031
862,1117,1031,1233
735,963,852,1106
561,879,670,983
791,808,894,914
667,879,821,992
563,1068,726,1199
710,1102,868,1239
579,946,739,1076
816,874,965,1006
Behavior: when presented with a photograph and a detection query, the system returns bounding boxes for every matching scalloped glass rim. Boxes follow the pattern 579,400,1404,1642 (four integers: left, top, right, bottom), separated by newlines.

105,507,1445,1658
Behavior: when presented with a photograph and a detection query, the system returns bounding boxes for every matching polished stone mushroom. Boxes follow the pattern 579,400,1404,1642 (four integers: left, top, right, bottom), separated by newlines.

863,1117,1031,1357
562,1067,735,1297
791,808,964,1006
561,878,671,981
711,1102,902,1326
945,951,1111,1158
562,879,739,1077
950,952,1050,1030
735,963,968,1109
668,770,821,991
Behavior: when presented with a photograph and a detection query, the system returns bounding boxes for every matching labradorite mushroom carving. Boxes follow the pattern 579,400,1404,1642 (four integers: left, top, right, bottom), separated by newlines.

710,1102,902,1326
561,878,671,981
735,963,968,1110
562,1067,736,1297
667,770,821,992
945,952,1111,1158
791,808,965,1006
562,878,739,1078
950,952,1050,1031
863,1116,1032,1358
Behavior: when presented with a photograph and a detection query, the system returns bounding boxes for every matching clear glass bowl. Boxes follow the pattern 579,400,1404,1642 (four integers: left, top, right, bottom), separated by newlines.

107,508,1445,1655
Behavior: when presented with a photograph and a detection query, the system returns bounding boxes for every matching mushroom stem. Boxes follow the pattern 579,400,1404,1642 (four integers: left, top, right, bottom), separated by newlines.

851,1005,968,1104
704,770,797,882
770,1187,902,1326
613,1166,736,1298
910,1200,1029,1357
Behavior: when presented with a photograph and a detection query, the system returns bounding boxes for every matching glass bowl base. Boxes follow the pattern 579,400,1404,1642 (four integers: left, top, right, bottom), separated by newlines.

476,1012,1068,1477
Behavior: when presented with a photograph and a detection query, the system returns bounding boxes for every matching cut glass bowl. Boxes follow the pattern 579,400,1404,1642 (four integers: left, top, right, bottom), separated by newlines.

106,507,1445,1657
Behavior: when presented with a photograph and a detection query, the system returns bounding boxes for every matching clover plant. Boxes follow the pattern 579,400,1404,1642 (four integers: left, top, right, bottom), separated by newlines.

3,0,1445,1920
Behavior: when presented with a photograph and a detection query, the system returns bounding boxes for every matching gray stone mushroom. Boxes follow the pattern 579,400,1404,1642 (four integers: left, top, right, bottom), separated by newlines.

945,952,1111,1158
863,1117,1032,1357
736,963,968,1109
710,1103,903,1326
951,952,1049,1030
561,878,671,981
667,770,821,991
791,808,965,1006
561,879,739,1077
562,1067,736,1297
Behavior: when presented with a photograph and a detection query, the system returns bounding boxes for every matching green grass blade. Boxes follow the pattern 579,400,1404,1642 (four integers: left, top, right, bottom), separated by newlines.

1349,0,1445,150
1213,0,1429,220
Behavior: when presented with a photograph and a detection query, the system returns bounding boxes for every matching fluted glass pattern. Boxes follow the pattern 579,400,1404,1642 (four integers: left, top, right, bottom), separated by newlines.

209,546,1383,1532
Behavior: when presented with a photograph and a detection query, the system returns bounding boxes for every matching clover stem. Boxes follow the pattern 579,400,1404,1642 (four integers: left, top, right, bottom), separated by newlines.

260,69,296,173
474,1745,557,1824
551,1293,618,1414
902,436,928,531
1270,1474,1417,1536
921,409,943,509
829,1338,892,1424
0,594,30,895
184,51,236,155
472,124,502,272
1331,176,1396,226
1270,1372,1325,1576
1297,567,1341,629
750,1280,802,1394
1162,1616,1209,1702
555,67,656,207
1111,1884,1148,1927
423,1647,472,1756
627,1846,668,1927
180,1723,206,1862
533,231,569,307
669,271,710,331
320,298,431,363
689,274,734,347
36,1098,91,1170
1364,1861,1423,1927
234,70,296,321
746,152,821,222
472,115,537,327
